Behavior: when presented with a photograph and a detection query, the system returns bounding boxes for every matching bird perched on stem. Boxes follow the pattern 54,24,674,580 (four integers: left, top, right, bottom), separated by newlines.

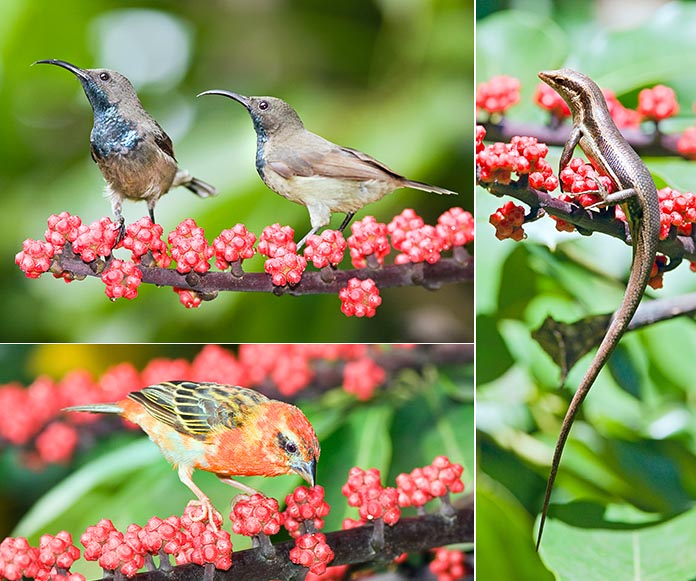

63,380,320,529
35,59,217,238
198,90,457,248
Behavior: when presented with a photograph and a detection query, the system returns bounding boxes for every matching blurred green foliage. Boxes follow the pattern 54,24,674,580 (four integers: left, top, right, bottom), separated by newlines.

477,2,696,579
1,0,473,343
0,344,473,580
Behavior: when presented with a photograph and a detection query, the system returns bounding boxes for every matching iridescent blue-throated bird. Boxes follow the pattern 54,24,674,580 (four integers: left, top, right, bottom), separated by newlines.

36,59,217,236
198,90,456,248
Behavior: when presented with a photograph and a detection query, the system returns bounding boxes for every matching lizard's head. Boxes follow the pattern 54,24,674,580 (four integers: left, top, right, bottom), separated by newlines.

538,68,597,110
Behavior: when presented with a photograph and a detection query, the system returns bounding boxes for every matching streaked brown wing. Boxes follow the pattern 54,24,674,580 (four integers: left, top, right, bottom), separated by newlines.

129,381,269,440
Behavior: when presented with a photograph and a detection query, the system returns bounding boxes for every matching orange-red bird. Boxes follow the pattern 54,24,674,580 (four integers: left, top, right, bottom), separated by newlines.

64,380,320,526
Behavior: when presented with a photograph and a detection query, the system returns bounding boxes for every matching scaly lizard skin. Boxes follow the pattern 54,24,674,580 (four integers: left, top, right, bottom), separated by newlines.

535,68,660,549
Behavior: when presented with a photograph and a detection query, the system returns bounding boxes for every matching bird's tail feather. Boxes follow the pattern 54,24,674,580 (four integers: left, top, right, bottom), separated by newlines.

403,179,457,196
63,403,124,414
173,170,218,198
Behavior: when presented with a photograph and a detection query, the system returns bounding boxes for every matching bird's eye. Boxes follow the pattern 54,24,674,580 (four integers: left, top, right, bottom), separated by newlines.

284,441,298,454
259,100,269,110
99,72,111,81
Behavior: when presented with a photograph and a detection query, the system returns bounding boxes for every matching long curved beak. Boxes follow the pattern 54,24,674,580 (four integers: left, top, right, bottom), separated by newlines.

34,59,91,83
197,89,250,109
292,457,317,487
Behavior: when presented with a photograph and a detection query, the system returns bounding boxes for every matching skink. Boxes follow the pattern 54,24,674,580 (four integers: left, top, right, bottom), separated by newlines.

535,68,660,549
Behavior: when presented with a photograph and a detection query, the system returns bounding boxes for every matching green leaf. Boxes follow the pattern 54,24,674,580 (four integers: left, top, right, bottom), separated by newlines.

540,507,696,580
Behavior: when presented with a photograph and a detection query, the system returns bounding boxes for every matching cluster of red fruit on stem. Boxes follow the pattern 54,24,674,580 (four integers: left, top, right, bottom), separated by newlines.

16,207,473,317
0,344,401,467
0,450,466,581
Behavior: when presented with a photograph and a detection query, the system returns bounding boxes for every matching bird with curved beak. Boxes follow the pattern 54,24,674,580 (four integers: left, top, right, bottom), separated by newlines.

199,90,457,248
35,59,217,238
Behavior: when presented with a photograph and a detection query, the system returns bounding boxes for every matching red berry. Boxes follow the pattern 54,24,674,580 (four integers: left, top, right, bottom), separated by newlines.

231,494,283,537
72,217,119,262
289,533,334,576
101,259,142,301
303,230,346,268
45,212,82,250
174,287,203,308
430,547,467,581
436,208,474,249
213,224,257,269
167,218,214,274
338,278,381,318
283,486,330,537
15,239,55,278
264,248,307,286
342,357,386,401
121,217,171,267
258,223,296,257
35,422,79,464
347,216,391,268
476,75,520,115
638,84,679,122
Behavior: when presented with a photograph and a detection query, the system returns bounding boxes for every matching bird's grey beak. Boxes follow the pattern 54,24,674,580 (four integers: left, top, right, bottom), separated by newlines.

34,59,91,83
293,457,317,487
197,89,251,109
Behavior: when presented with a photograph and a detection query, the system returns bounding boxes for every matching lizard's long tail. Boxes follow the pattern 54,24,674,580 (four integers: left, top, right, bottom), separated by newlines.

535,211,657,550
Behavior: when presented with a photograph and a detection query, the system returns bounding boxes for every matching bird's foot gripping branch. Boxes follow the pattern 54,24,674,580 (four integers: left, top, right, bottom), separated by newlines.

0,461,471,581
16,208,473,317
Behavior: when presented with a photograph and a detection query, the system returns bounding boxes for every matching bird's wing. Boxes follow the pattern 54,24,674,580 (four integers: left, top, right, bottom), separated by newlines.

153,123,177,161
267,138,405,182
129,381,269,440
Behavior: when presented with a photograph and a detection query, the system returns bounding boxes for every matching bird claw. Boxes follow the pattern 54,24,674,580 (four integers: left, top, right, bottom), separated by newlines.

187,500,220,531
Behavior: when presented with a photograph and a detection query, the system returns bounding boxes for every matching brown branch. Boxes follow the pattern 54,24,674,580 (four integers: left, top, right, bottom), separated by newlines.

52,245,473,296
480,118,685,158
479,178,696,262
128,501,473,581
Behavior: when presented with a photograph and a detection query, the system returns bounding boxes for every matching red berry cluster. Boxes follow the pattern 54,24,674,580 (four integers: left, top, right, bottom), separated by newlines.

437,207,475,249
303,230,347,268
45,212,82,249
338,277,382,317
489,201,525,241
648,255,668,290
534,82,570,119
101,259,143,301
173,287,204,308
602,89,641,129
283,486,331,537
72,217,119,262
78,502,231,578
476,132,558,191
15,239,55,279
656,187,696,238
476,125,486,153
476,75,521,115
347,216,391,268
264,249,308,287
0,538,48,581
288,533,335,576
429,547,467,581
121,218,171,267
396,456,465,508
342,357,386,400
213,224,256,270
559,157,612,202
677,126,696,159
231,494,283,537
167,218,214,274
638,84,679,122
341,467,401,525
258,223,297,257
